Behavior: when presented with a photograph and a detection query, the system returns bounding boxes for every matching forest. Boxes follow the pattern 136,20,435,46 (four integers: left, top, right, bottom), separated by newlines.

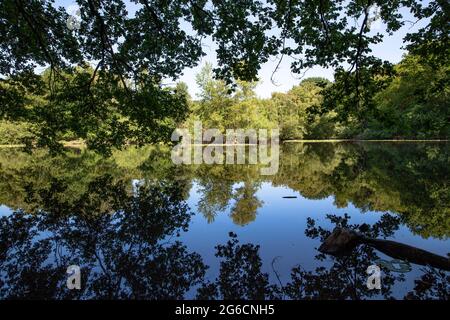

1,0,449,151
179,54,449,141
1,52,449,146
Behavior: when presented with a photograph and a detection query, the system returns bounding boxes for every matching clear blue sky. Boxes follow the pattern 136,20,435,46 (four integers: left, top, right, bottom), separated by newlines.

57,0,429,98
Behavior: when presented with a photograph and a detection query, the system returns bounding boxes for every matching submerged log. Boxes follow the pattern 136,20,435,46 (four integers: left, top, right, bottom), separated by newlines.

319,227,450,271
318,228,362,255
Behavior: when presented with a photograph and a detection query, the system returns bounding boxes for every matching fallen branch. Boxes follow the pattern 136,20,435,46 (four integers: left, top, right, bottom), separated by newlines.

319,228,450,271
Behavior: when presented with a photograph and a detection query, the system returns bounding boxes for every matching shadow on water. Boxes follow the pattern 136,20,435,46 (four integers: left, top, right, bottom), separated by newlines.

0,142,448,299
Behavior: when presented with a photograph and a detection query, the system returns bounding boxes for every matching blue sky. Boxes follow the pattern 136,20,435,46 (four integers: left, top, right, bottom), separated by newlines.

57,0,430,98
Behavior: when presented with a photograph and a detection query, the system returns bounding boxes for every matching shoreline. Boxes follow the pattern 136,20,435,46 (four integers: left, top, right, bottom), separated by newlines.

0,139,448,149
283,139,449,143
0,141,86,148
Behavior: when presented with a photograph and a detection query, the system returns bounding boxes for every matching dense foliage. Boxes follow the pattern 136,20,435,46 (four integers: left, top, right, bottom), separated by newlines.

0,0,448,150
181,55,449,141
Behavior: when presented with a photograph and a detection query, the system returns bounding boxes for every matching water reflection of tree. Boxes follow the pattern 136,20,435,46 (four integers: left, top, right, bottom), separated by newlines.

195,165,263,225
197,232,281,300
284,213,405,300
196,166,235,223
1,186,448,300
196,214,448,300
0,143,448,237
405,267,449,300
194,214,406,300
230,181,262,226
192,142,449,236
0,145,449,299
0,175,206,299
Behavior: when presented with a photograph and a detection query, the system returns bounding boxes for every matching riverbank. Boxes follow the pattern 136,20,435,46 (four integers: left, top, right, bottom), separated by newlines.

284,139,450,143
1,139,449,149
0,140,86,148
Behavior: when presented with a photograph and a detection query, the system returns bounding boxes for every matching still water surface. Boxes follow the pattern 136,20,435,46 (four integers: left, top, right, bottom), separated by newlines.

0,142,448,299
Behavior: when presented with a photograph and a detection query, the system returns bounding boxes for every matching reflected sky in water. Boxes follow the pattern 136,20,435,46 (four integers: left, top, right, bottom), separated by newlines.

183,182,448,299
0,142,448,299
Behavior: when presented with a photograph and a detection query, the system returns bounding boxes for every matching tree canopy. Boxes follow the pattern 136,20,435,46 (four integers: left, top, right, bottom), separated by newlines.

0,0,449,151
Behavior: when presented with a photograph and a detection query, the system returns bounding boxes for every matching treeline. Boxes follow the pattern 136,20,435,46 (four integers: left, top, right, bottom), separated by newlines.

181,63,337,140
0,53,448,146
181,53,449,141
1,0,448,152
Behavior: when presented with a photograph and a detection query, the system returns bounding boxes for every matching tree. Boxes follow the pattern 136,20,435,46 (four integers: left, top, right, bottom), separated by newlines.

193,63,233,132
371,54,450,139
1,0,448,151
265,78,334,140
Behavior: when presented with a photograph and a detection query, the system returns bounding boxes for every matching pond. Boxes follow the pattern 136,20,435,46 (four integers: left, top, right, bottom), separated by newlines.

0,142,448,299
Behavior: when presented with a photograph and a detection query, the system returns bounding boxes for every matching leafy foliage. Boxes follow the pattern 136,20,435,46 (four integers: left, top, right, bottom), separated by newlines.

1,0,448,151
